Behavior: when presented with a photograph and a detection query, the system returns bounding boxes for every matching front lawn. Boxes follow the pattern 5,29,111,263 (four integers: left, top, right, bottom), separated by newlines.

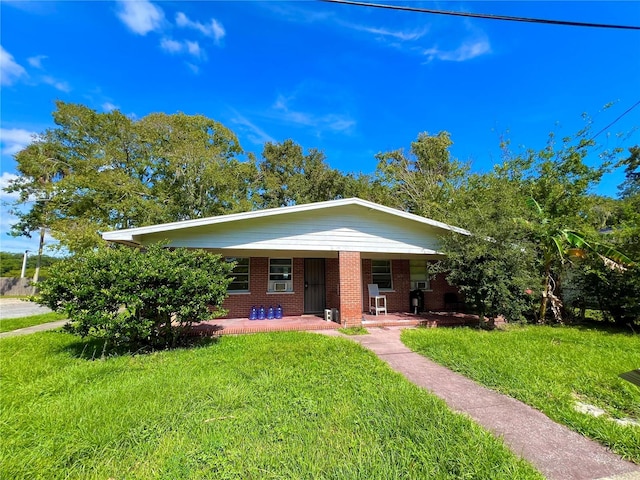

0,312,67,333
402,325,640,463
0,331,541,479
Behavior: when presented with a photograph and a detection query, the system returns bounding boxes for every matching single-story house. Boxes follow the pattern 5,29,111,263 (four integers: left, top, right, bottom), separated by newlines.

102,198,468,327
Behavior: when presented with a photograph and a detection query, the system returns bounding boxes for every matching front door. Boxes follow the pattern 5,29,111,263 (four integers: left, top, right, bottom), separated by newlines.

304,258,326,314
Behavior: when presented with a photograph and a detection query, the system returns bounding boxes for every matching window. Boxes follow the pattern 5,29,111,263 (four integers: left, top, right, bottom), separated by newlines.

269,258,293,292
372,259,392,290
227,257,250,292
409,260,431,290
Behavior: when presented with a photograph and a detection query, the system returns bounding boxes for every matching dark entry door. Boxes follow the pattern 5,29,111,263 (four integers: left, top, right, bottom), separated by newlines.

304,258,326,314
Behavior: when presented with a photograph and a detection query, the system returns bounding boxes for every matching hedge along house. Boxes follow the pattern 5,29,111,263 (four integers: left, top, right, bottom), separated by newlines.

102,198,468,327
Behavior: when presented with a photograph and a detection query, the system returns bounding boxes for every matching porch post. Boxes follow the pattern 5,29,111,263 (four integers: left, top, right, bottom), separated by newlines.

338,251,362,327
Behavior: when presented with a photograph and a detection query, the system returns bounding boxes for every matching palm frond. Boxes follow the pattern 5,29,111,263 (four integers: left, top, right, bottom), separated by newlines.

526,197,543,216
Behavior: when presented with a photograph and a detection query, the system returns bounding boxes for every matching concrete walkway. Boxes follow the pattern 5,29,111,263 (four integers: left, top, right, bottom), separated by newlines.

0,320,68,339
322,327,640,480
0,297,52,319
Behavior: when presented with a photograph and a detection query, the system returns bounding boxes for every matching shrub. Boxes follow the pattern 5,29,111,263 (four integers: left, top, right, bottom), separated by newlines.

36,243,234,349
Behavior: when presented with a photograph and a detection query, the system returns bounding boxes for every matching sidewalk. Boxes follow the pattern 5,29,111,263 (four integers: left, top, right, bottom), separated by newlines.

0,320,68,339
322,327,640,480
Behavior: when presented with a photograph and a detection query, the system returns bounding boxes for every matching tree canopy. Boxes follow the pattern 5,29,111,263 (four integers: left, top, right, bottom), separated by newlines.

4,101,637,326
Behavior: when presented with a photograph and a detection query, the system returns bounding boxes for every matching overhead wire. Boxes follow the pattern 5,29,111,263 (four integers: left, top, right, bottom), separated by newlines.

589,100,640,142
319,0,640,30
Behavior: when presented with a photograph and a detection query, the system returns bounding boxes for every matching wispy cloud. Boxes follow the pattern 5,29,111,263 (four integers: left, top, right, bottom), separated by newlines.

0,45,27,86
116,0,164,36
175,12,225,44
230,112,276,145
0,172,20,200
160,38,204,59
27,54,47,69
102,102,118,112
271,94,355,134
423,37,491,62
344,22,428,42
0,128,37,156
42,75,71,92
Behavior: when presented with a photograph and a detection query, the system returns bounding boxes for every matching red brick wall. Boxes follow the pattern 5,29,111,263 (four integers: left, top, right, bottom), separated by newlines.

220,255,462,319
221,257,304,319
325,258,340,310
423,272,461,311
338,251,362,326
361,259,411,313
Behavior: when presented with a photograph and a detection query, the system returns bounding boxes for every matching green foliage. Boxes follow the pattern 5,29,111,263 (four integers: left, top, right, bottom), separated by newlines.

35,243,233,349
375,131,468,222
0,331,542,478
618,145,640,200
0,251,61,278
5,102,252,253
337,326,369,335
438,115,634,325
402,326,640,463
255,139,362,208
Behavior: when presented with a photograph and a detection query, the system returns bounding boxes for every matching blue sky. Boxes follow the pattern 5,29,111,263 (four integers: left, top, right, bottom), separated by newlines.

1,0,639,254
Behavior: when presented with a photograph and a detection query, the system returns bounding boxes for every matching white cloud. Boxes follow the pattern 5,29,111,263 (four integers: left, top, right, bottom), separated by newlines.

186,63,199,75
423,37,491,62
160,38,203,58
160,38,183,54
175,12,225,43
272,95,355,134
116,0,164,35
230,112,276,145
102,102,118,112
42,75,71,92
27,55,47,69
0,45,27,86
345,23,427,41
0,172,20,200
185,40,202,58
0,128,37,156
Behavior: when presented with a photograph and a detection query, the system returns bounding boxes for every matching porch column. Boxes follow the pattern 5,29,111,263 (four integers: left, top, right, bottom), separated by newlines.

338,251,362,327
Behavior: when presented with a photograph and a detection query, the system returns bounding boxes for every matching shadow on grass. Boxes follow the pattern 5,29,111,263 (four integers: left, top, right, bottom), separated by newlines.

59,332,220,360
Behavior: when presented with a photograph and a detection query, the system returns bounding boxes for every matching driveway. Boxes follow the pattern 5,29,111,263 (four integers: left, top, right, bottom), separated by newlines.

0,298,52,319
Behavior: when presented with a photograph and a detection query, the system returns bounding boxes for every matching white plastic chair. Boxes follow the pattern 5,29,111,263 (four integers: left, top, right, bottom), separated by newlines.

368,284,387,315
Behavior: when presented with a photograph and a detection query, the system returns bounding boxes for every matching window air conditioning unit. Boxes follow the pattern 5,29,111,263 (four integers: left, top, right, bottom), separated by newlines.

415,281,428,290
273,282,288,292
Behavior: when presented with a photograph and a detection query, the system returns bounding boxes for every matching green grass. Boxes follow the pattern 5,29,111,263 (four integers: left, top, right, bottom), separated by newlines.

0,331,542,479
402,325,640,463
338,326,369,335
0,312,67,333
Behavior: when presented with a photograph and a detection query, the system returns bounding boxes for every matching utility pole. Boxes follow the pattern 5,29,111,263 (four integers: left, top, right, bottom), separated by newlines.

31,227,45,295
20,250,29,278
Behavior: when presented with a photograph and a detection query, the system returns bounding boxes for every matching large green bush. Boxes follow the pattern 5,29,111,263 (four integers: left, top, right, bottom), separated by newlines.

37,243,233,349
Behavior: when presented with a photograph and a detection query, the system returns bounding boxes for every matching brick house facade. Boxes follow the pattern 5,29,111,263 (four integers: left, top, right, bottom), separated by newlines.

103,198,468,327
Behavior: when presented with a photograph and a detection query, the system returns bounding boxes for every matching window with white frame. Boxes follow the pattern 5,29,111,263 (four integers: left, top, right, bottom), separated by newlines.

269,258,293,292
409,260,431,290
372,259,393,290
226,257,250,292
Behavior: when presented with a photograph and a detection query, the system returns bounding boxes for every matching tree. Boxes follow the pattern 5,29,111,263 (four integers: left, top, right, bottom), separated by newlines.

36,243,234,349
5,102,253,253
567,146,640,326
438,169,539,324
375,131,468,222
522,197,631,323
255,139,353,208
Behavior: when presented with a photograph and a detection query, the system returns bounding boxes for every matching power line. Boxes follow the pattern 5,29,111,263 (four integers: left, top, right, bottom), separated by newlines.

319,0,640,30
589,100,640,142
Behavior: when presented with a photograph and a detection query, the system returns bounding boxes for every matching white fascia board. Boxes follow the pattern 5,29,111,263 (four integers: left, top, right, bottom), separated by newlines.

101,197,469,243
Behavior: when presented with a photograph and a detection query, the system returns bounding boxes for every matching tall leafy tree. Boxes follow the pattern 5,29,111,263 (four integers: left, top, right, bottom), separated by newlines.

5,102,253,253
255,139,354,208
375,131,468,222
